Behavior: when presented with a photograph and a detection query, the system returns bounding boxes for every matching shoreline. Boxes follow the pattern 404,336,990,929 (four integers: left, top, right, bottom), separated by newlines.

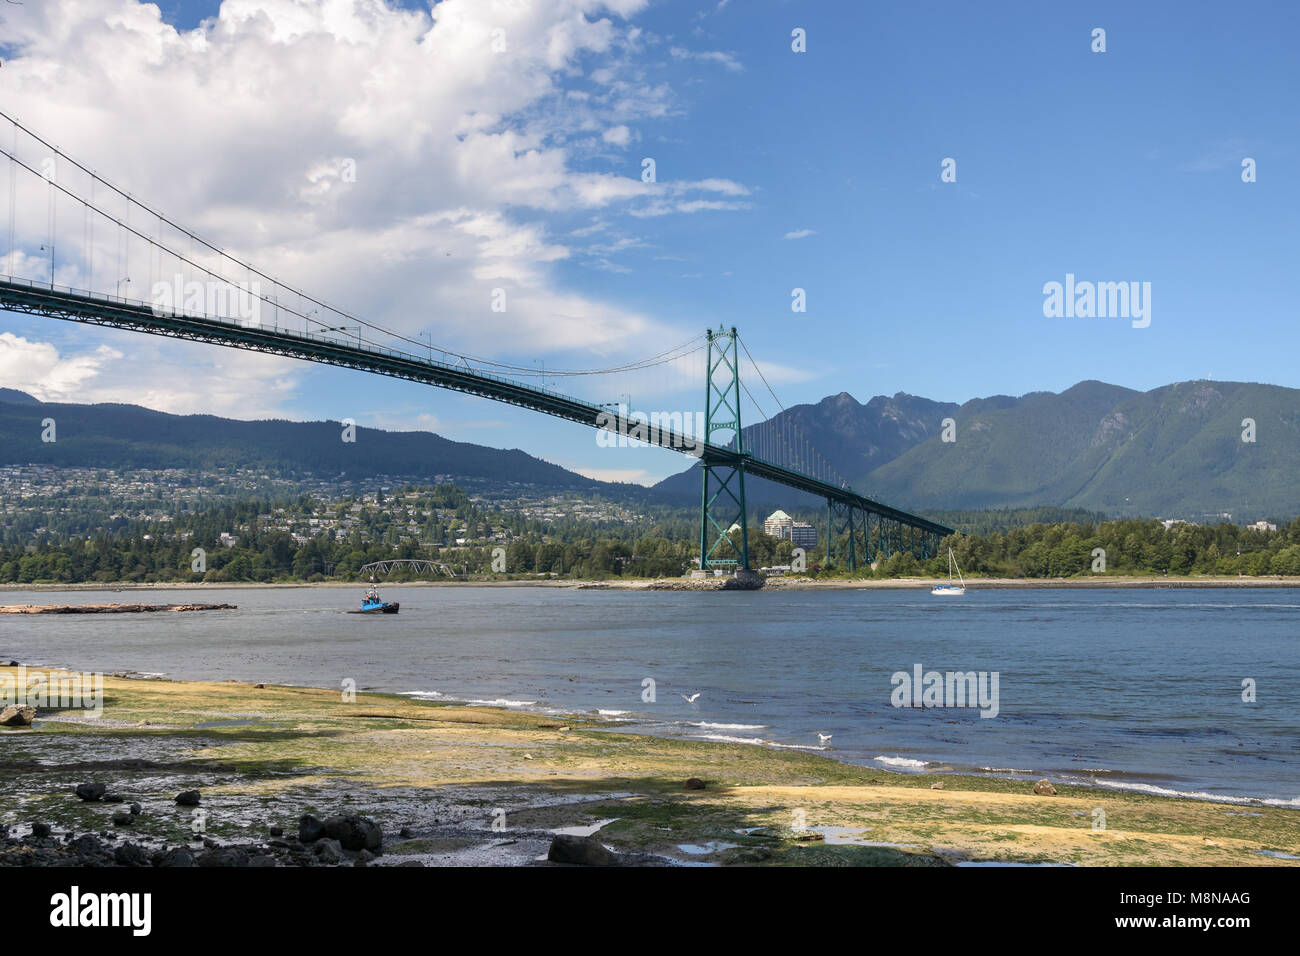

5,574,1300,592
9,656,1291,809
2,666,1296,867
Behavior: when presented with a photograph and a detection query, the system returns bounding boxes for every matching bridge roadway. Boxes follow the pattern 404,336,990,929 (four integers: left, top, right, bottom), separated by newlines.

0,276,953,539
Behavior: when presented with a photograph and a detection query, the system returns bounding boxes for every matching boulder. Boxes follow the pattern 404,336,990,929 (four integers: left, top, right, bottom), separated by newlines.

111,811,134,827
298,814,325,843
0,704,35,726
1033,779,1058,796
174,789,201,806
312,838,344,865
75,782,107,802
154,846,196,868
268,824,283,838
323,814,383,852
69,834,111,864
547,834,617,866
197,846,250,867
30,822,51,838
930,782,945,790
114,842,149,867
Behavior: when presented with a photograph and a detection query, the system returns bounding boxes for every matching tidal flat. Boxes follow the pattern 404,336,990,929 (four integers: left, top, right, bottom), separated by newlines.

1,666,1296,867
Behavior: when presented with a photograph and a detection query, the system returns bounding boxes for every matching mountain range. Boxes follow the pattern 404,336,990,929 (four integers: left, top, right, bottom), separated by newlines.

0,388,631,497
2,378,1296,521
654,379,1299,521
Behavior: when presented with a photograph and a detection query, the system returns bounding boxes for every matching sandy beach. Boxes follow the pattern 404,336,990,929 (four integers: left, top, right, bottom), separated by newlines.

2,666,1295,867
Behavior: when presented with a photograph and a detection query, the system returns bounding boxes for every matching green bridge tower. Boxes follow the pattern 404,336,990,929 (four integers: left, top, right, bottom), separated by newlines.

698,326,750,571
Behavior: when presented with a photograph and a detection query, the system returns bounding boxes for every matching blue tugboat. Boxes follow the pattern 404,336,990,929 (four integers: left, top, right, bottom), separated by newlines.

349,584,400,614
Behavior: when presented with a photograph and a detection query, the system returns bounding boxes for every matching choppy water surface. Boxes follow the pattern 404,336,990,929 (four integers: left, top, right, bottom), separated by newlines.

3,586,1296,804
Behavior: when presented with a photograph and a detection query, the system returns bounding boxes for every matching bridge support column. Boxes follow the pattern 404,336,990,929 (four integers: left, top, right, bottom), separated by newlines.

879,517,894,561
698,326,749,572
826,498,856,572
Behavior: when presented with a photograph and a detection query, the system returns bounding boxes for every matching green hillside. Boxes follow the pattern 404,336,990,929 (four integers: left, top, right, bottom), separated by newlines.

866,380,1298,520
0,390,623,493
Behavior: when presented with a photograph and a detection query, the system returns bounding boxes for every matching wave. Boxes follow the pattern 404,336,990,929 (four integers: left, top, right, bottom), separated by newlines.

400,691,444,700
464,698,537,708
691,733,766,745
1093,779,1299,806
688,733,824,751
1261,796,1300,808
685,721,768,730
873,756,930,769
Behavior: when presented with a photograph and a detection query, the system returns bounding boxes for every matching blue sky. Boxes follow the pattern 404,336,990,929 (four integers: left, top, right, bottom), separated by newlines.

2,0,1297,484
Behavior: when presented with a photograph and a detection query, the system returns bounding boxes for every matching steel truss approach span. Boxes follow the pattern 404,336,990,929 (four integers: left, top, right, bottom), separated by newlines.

359,559,458,579
0,277,953,569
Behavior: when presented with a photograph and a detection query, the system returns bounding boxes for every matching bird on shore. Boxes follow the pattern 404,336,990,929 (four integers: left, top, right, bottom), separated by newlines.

681,692,701,704
817,732,832,744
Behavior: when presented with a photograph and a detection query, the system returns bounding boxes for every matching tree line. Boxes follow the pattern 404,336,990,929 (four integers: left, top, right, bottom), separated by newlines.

1,488,1298,583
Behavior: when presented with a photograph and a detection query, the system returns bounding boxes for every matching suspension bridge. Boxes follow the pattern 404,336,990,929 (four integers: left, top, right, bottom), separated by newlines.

0,110,952,573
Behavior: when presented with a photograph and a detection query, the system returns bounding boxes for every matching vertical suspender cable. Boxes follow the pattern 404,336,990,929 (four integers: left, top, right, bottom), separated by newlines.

47,153,55,285
5,122,14,278
88,176,95,291
84,175,90,289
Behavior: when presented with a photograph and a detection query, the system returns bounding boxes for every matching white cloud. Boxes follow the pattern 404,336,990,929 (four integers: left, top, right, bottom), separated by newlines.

0,333,120,400
0,329,303,417
630,197,750,217
602,124,633,146
564,464,659,485
0,0,754,416
783,228,816,240
669,46,742,72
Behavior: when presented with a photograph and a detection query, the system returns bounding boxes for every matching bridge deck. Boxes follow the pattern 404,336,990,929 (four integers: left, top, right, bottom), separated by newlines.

0,276,953,538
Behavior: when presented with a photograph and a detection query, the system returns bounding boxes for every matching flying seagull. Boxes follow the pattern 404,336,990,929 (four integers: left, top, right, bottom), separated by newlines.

817,733,832,744
681,693,701,704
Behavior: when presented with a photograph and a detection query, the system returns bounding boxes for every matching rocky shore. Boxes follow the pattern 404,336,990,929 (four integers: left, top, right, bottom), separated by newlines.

1,808,388,868
1,666,1296,867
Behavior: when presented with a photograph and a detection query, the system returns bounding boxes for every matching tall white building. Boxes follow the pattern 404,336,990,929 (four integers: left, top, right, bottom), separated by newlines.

764,510,817,548
764,510,794,537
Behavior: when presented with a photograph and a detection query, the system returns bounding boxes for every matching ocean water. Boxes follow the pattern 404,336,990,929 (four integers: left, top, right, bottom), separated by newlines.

2,585,1297,804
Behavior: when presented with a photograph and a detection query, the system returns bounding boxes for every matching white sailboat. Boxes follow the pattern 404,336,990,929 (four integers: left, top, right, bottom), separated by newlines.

931,547,966,596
